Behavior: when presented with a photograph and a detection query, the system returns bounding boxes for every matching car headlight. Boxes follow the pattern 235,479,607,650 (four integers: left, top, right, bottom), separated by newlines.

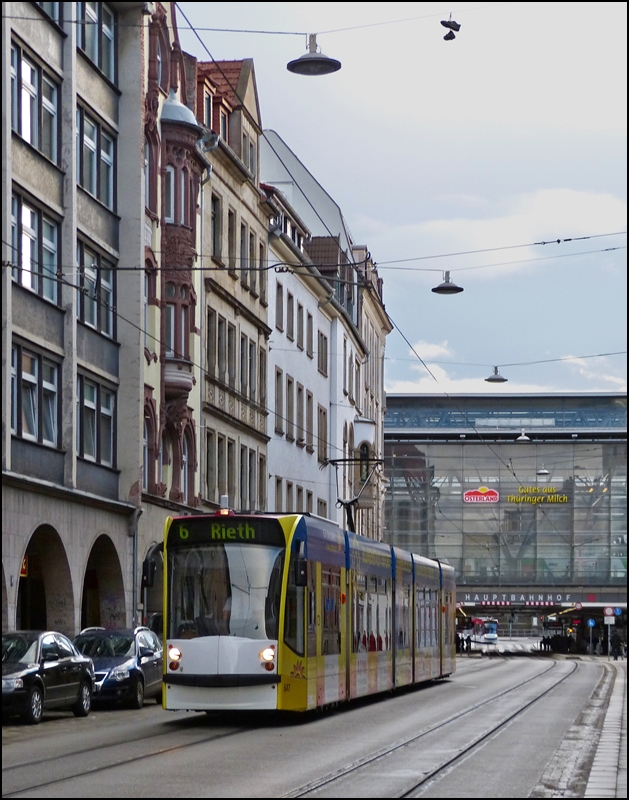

2,678,24,691
110,662,133,681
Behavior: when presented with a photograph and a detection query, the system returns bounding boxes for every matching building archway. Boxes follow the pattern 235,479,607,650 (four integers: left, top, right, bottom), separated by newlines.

81,535,125,630
17,525,73,634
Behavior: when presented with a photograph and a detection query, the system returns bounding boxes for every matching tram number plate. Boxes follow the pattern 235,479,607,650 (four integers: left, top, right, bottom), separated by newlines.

283,683,291,692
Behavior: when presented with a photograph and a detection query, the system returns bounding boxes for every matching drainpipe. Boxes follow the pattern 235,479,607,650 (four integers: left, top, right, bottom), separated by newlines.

128,506,143,627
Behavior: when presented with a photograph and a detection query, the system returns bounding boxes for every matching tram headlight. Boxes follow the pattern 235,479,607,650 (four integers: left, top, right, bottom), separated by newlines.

259,645,275,662
168,645,182,662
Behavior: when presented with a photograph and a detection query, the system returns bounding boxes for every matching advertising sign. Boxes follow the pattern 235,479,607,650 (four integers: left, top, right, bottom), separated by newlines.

463,486,499,503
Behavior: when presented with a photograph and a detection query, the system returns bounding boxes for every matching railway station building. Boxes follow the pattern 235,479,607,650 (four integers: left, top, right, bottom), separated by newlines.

383,393,627,643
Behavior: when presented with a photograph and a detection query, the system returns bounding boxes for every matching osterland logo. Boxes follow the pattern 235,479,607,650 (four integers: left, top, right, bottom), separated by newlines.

463,486,499,503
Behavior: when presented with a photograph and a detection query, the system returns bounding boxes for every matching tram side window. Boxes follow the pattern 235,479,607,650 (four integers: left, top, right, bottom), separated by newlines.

377,578,391,651
397,584,410,648
322,568,341,655
430,589,438,647
284,551,305,656
417,587,425,649
265,551,285,641
307,561,317,656
353,572,367,652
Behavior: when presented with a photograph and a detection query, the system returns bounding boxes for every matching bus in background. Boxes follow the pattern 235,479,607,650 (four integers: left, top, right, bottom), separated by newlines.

155,507,456,714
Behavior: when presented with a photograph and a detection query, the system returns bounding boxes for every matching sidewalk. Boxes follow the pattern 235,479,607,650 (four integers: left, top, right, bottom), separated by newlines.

584,659,627,799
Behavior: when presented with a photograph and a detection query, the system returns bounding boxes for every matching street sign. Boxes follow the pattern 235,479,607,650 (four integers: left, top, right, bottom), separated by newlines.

604,606,614,616
614,607,622,616
604,616,615,625
574,602,582,610
587,619,596,627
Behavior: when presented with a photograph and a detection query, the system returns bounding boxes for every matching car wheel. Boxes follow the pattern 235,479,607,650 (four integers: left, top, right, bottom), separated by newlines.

25,686,44,725
72,681,92,717
130,678,144,709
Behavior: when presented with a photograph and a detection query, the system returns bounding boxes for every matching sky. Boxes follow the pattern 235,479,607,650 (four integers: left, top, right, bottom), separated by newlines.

176,1,627,395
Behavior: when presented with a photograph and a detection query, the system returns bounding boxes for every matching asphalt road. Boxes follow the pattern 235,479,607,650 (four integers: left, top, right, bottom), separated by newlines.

2,655,607,798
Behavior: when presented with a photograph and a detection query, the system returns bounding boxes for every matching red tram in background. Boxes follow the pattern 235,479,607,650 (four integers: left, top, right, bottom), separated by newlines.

462,616,499,646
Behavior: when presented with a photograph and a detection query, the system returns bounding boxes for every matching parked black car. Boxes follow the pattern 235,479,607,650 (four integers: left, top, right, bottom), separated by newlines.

72,626,163,709
2,631,94,724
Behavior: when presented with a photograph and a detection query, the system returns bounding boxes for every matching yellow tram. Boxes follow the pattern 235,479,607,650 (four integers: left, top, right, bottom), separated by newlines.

161,510,455,713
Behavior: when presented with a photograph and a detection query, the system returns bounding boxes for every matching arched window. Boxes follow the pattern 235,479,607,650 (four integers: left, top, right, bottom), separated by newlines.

181,435,189,504
142,418,149,491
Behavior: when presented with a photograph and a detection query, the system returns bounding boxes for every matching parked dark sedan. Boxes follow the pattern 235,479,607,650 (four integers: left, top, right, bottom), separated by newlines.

72,626,162,709
2,631,94,724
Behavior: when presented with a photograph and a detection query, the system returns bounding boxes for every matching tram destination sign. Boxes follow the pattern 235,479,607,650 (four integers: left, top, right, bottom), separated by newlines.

167,515,286,548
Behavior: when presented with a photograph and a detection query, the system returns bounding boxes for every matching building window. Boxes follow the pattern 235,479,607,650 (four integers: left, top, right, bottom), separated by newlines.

35,2,61,23
220,110,228,142
204,93,212,128
181,434,190,504
11,43,59,163
286,376,294,441
227,323,236,387
259,243,267,304
275,368,284,434
249,450,257,509
227,439,236,507
297,303,304,349
240,334,248,397
258,455,266,509
228,210,236,272
11,344,59,448
249,140,256,180
286,481,293,513
77,241,115,337
77,2,116,83
211,194,222,260
142,419,149,491
296,485,303,513
76,374,115,466
306,312,314,357
11,193,59,303
242,133,249,169
318,331,328,376
306,391,314,450
275,478,283,513
296,383,304,445
217,435,226,497
249,232,257,294
76,107,116,209
206,428,216,502
258,348,267,408
206,307,217,376
307,490,313,514
317,498,327,517
318,405,327,463
275,282,284,330
249,341,257,402
240,223,248,284
286,293,294,341
240,445,248,510
163,165,174,222
217,316,226,382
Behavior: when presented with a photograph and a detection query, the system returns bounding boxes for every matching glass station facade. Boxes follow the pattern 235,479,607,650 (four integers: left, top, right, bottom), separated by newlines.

384,394,627,593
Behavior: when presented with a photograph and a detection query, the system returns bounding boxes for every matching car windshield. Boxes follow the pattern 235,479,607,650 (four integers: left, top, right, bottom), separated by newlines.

74,634,136,658
2,634,39,664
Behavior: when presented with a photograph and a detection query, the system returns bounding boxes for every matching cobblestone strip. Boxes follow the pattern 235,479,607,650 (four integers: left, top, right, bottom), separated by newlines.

529,663,614,798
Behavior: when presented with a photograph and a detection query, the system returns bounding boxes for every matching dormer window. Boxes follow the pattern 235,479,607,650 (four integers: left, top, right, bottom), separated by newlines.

242,133,249,169
204,93,212,128
220,111,228,142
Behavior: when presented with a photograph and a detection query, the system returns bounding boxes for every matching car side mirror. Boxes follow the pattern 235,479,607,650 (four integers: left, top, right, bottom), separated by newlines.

294,557,307,587
139,647,154,658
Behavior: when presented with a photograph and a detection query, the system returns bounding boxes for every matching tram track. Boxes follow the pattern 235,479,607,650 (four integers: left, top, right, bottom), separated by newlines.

282,659,578,798
2,659,572,798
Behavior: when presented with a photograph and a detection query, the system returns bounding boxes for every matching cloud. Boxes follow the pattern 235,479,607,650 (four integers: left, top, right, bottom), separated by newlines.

408,340,452,360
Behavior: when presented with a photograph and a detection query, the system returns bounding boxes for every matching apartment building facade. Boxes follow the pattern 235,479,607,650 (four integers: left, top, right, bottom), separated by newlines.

2,1,207,634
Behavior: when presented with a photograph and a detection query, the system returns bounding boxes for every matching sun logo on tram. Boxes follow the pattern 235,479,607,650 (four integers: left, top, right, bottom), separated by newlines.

290,660,305,678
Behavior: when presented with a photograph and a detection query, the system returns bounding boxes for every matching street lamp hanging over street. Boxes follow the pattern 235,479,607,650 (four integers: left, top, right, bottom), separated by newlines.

287,34,342,75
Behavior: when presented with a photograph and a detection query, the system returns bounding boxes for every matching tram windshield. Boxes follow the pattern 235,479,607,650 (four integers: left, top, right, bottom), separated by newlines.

168,543,284,641
485,621,498,635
